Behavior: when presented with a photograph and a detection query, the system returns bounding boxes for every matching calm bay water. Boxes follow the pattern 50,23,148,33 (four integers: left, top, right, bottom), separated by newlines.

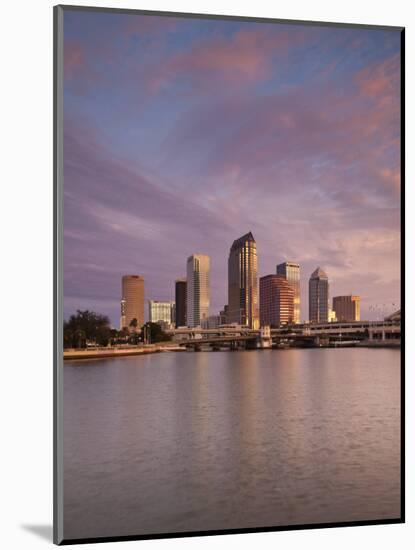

63,348,401,540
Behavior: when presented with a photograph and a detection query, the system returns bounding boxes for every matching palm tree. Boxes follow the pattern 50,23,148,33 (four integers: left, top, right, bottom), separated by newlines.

129,318,138,333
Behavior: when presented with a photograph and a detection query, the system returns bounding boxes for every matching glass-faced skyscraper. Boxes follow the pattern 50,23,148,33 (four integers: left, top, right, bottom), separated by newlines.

175,278,187,327
186,254,210,328
309,267,329,323
228,232,259,329
276,261,300,323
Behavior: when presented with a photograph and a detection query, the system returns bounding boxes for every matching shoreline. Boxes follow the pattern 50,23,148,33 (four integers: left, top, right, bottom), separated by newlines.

63,341,400,362
63,345,185,361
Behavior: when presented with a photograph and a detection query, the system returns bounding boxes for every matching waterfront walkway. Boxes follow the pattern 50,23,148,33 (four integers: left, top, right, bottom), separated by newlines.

63,344,184,361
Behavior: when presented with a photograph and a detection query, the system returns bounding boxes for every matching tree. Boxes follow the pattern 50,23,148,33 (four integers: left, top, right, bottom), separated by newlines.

118,327,129,339
129,318,138,333
109,328,118,346
63,310,111,348
141,322,172,344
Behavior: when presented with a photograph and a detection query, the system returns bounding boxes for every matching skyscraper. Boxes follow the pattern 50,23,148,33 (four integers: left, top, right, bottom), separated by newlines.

148,300,175,328
276,261,300,323
333,295,360,322
260,274,294,327
121,275,145,330
186,254,210,328
120,298,126,330
175,278,187,327
228,232,259,329
309,267,329,323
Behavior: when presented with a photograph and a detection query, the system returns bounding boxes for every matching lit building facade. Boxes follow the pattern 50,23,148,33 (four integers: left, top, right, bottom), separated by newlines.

260,274,294,327
148,300,175,328
120,299,126,330
309,267,329,323
175,278,187,327
328,309,337,323
186,254,210,328
276,261,300,323
332,295,360,322
121,275,145,330
228,232,259,329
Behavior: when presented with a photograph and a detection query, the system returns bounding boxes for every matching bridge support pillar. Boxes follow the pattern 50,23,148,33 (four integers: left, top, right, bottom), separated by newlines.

314,336,329,347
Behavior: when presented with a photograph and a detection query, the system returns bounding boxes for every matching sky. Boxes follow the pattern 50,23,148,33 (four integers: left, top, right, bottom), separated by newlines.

63,9,401,326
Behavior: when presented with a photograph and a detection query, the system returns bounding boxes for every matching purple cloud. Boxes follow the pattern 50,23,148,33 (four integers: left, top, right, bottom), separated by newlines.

63,12,401,324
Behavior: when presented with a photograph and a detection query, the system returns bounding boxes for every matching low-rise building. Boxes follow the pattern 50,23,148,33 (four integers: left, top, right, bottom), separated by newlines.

332,295,360,322
260,274,294,327
148,300,175,329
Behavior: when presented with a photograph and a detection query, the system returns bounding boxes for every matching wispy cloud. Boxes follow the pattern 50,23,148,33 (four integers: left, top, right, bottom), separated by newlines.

63,12,401,324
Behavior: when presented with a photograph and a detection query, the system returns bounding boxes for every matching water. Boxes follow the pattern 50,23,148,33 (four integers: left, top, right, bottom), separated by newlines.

63,348,401,540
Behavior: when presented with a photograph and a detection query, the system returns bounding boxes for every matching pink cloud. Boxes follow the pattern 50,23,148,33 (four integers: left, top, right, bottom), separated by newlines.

356,54,400,101
124,14,179,36
380,168,400,192
146,27,306,93
64,39,106,93
64,41,84,79
159,48,401,212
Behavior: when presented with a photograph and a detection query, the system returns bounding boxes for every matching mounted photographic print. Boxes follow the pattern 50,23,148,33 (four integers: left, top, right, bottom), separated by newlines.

53,5,404,545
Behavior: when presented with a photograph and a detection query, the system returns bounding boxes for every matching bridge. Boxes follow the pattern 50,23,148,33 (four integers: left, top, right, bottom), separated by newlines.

168,319,401,350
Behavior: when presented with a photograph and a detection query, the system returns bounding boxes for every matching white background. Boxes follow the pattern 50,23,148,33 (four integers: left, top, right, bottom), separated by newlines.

0,0,412,548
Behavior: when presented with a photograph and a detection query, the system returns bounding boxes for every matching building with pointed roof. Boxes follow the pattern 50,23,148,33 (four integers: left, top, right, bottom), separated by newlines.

228,232,259,329
309,267,329,323
310,267,328,279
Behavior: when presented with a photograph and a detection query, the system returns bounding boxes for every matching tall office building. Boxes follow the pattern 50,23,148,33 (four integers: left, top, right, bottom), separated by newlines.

186,254,210,328
148,300,175,328
309,267,329,323
121,275,145,330
333,295,360,322
175,278,187,327
120,299,126,330
276,261,300,323
260,274,294,327
228,232,259,329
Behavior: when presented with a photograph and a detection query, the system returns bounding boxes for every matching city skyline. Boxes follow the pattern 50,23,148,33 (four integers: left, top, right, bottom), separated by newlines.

69,235,398,327
63,12,401,326
116,250,369,329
